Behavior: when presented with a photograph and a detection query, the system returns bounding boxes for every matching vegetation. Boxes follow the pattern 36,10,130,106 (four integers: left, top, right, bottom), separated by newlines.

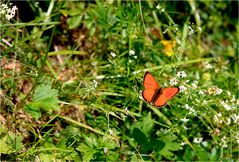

0,0,238,161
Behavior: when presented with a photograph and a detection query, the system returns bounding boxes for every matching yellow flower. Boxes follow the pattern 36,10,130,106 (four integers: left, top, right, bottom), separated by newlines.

161,40,176,57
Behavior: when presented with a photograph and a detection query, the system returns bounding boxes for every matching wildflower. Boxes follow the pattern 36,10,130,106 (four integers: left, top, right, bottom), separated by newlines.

110,52,116,58
180,142,186,146
169,78,178,86
215,87,223,95
0,3,17,21
198,90,205,95
220,100,231,111
203,73,211,81
109,129,113,135
188,26,195,35
231,114,239,123
221,136,228,148
225,118,231,125
208,86,222,95
177,71,187,78
193,137,203,144
179,85,187,92
203,62,213,69
128,60,133,64
156,4,165,12
93,80,98,88
161,40,176,57
180,117,189,123
184,104,191,110
191,81,198,89
182,125,188,130
129,50,135,56
214,113,223,124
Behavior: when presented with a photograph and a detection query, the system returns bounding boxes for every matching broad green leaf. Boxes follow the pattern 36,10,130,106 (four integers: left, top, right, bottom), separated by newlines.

141,112,154,136
24,103,41,119
25,84,60,119
156,134,182,160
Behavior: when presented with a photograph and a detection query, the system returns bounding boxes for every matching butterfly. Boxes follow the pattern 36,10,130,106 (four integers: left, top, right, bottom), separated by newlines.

142,71,180,107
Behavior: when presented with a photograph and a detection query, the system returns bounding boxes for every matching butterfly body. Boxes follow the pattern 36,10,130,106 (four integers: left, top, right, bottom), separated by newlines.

142,71,179,107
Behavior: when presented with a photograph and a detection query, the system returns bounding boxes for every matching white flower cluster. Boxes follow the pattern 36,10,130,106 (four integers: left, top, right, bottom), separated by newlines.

0,3,17,21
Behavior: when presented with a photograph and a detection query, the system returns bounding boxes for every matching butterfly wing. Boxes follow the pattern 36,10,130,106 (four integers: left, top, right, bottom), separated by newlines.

153,87,179,107
142,72,160,103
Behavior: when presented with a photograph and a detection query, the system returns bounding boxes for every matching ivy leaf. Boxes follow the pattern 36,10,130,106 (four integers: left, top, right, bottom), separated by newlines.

24,84,60,119
156,134,182,160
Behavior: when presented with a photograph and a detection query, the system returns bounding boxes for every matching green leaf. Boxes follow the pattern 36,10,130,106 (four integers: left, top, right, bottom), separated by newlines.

156,134,182,160
77,143,96,162
194,144,210,160
0,136,11,154
24,103,41,119
141,112,154,136
24,84,60,119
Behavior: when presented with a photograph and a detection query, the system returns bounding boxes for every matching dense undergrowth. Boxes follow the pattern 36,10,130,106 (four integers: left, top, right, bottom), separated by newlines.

0,0,238,161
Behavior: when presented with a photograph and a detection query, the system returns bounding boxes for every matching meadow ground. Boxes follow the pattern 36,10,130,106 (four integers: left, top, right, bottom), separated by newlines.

0,1,238,161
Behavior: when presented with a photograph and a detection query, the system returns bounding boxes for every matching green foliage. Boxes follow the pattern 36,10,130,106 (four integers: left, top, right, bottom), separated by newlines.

156,133,182,160
77,136,118,161
24,84,60,119
1,0,238,161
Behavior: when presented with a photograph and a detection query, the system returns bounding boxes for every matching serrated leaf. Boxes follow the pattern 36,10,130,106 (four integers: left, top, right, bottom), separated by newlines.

25,84,60,119
24,103,41,119
77,143,96,162
157,134,182,160
0,136,11,154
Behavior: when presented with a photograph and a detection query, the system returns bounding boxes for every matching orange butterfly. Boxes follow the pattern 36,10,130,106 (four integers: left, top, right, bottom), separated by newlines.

142,71,179,107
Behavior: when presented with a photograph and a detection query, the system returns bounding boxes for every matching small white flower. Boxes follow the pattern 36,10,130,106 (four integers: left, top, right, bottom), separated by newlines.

191,81,198,89
169,78,178,86
225,118,231,125
129,50,135,56
109,129,113,135
180,142,186,146
180,117,189,123
193,137,203,144
110,52,116,58
133,55,137,59
177,71,187,78
202,61,213,69
182,125,188,130
221,136,228,148
6,13,14,20
231,114,239,123
198,90,204,95
220,101,231,111
214,113,223,124
179,85,187,92
156,4,165,12
188,26,195,35
215,87,223,95
93,80,98,88
185,104,191,110
128,60,133,64
12,5,17,11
